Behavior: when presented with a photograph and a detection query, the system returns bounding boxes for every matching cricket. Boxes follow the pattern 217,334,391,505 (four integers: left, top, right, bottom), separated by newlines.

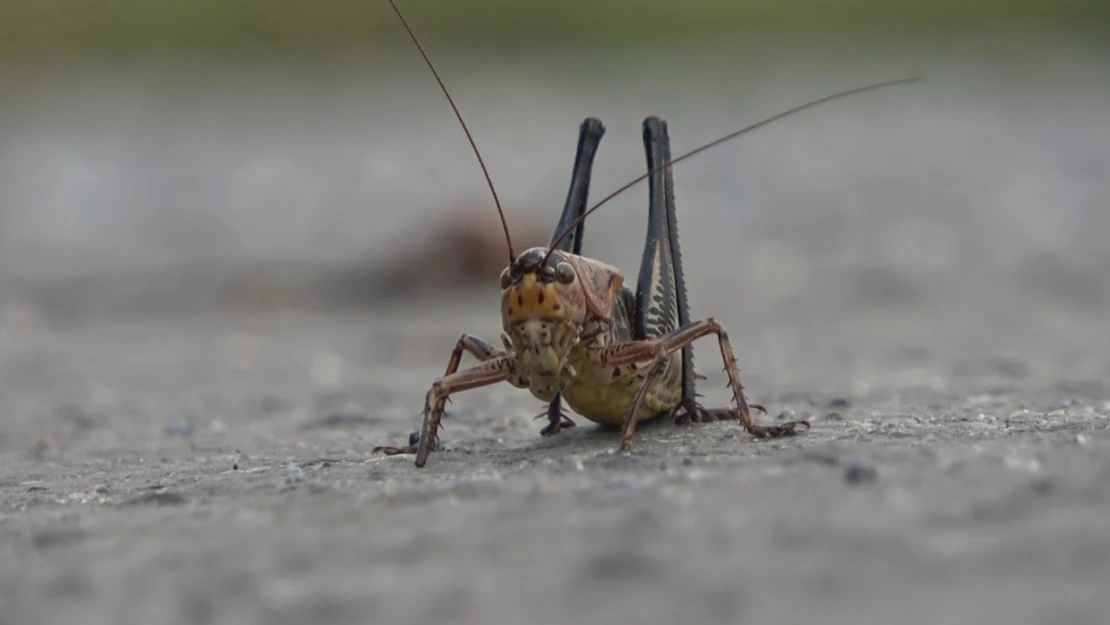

373,0,922,468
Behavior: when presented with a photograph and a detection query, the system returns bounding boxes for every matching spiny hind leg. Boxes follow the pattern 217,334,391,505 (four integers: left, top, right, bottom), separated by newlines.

639,117,740,427
549,117,605,255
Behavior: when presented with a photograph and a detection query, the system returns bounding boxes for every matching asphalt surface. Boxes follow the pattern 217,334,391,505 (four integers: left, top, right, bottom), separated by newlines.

2,38,1110,625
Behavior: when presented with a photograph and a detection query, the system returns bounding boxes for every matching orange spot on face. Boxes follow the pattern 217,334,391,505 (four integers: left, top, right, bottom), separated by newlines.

507,274,564,321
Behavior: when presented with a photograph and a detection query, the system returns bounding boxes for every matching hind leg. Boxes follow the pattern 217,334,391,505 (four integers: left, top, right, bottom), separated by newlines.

535,118,606,438
637,117,771,428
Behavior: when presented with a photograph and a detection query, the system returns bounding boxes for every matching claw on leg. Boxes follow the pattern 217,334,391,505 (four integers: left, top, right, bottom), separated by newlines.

372,430,443,457
675,401,809,435
371,444,416,456
674,401,767,424
540,414,577,437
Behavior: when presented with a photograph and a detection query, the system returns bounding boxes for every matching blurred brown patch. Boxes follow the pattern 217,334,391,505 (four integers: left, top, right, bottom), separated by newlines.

429,203,549,282
319,202,550,304
0,202,553,322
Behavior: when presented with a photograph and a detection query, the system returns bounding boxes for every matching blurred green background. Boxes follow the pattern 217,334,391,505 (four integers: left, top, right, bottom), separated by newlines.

2,0,1109,60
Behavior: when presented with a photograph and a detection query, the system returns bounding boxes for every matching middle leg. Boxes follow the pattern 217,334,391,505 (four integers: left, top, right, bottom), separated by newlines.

598,318,809,452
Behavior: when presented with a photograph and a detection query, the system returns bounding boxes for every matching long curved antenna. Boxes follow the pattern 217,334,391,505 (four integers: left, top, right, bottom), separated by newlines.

387,0,516,262
545,76,924,259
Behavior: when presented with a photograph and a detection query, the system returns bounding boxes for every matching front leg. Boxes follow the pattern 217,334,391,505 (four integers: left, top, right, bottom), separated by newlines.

598,318,809,452
372,334,517,467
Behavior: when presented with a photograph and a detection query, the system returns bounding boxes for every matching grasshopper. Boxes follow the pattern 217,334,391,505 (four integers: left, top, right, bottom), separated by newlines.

373,0,922,468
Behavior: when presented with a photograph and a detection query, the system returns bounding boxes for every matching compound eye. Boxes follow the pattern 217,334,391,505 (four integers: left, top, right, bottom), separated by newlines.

541,265,557,281
555,262,575,284
499,267,512,289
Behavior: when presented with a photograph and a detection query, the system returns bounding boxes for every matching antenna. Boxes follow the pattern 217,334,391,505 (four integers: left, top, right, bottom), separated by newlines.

387,0,516,261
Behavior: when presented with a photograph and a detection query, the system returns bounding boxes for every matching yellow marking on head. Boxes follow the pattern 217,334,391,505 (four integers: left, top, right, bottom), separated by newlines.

506,274,564,322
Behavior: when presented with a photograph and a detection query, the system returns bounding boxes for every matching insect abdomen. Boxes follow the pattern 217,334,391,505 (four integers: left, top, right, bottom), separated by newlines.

558,350,683,425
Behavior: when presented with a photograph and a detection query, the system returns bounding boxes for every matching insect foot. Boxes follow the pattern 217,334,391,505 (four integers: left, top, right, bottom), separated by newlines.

372,428,444,457
372,387,445,463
